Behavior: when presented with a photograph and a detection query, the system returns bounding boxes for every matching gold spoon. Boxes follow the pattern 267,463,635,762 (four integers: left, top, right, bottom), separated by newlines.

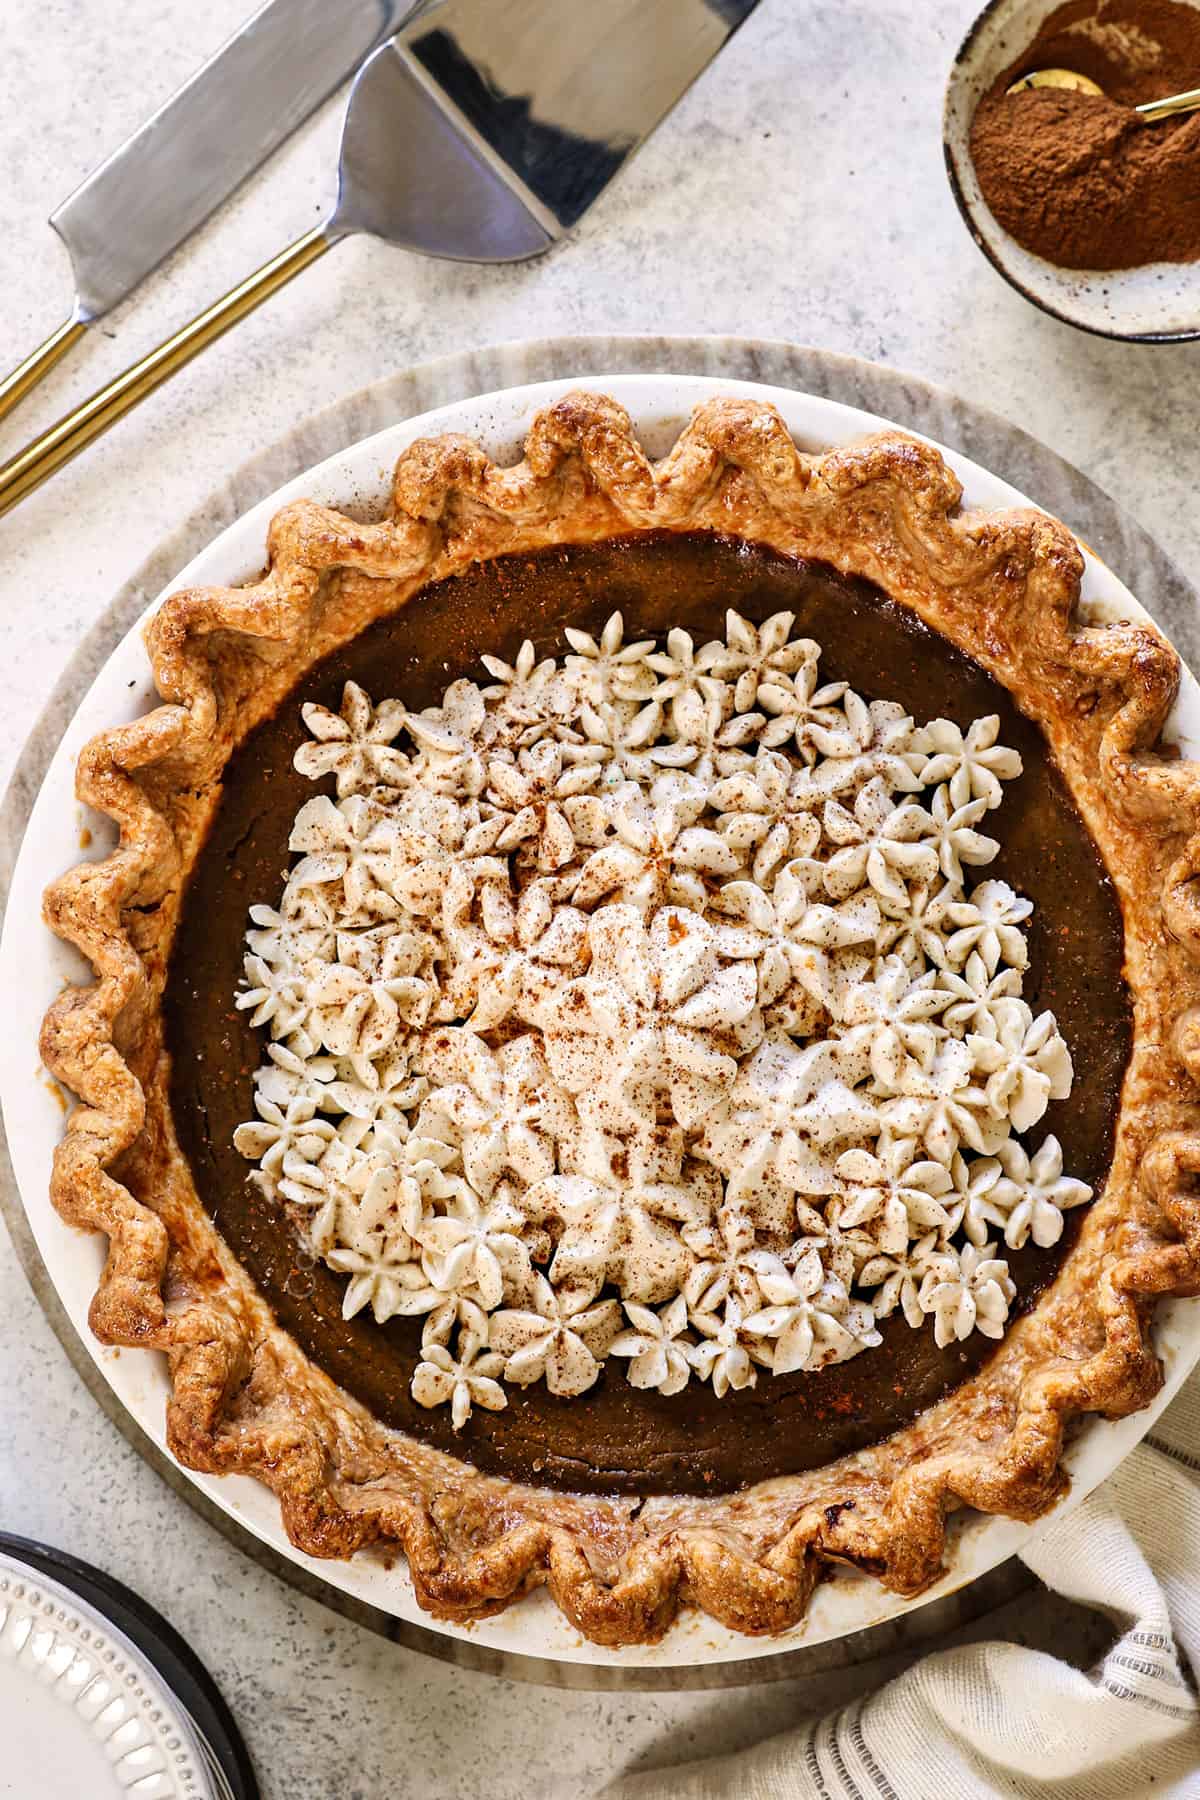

1008,67,1200,121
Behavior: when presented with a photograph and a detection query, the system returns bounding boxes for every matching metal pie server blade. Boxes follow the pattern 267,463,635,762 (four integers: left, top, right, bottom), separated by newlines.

369,0,762,252
0,0,438,426
0,0,762,518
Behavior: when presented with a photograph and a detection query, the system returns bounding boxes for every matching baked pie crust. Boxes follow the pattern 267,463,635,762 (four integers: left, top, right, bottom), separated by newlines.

39,393,1200,1645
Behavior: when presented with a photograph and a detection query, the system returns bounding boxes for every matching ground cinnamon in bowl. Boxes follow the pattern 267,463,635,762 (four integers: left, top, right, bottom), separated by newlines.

969,0,1200,270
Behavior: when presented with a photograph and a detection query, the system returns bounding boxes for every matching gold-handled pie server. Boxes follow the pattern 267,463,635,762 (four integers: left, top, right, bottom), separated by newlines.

0,0,760,521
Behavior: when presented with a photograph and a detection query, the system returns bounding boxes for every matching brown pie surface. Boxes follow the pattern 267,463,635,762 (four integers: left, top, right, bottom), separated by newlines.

39,394,1200,1644
164,532,1130,1497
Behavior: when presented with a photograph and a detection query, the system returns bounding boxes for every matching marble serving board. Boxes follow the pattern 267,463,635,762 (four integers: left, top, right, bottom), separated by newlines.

1,334,1189,1691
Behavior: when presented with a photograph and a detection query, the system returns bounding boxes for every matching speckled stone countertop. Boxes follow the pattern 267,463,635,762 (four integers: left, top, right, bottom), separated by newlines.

2,2,1198,1795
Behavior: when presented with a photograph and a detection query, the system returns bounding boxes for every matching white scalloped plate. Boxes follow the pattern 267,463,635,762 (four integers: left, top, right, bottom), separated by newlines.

5,373,1200,1673
0,1549,211,1798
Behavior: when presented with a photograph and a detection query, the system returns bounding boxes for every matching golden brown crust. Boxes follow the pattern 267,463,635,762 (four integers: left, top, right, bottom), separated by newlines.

38,393,1200,1644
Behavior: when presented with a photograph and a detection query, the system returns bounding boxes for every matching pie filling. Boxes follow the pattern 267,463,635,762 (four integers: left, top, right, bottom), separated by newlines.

164,532,1131,1496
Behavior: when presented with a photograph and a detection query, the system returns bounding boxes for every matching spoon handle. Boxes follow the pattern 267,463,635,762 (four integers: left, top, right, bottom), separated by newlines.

1136,84,1200,122
0,227,329,520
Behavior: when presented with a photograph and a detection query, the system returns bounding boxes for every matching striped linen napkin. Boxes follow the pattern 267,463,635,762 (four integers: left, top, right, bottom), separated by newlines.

608,1380,1200,1799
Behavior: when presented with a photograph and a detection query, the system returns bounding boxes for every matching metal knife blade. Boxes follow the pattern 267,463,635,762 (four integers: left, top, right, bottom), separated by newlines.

51,0,437,322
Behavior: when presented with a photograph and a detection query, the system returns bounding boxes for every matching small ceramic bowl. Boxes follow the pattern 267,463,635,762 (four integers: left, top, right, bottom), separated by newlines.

943,0,1200,341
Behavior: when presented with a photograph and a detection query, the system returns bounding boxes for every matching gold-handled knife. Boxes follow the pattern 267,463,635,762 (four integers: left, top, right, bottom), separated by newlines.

0,0,761,521
0,0,438,427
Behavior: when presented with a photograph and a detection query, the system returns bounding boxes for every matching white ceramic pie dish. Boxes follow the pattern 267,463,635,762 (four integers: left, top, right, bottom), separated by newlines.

5,371,1200,1674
